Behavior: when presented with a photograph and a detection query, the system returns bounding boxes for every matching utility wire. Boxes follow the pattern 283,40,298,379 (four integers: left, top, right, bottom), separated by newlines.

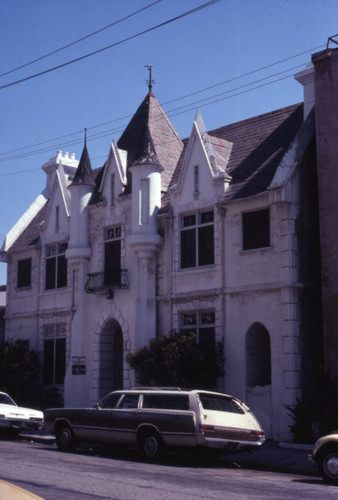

0,63,307,165
0,0,220,91
0,43,324,159
0,0,163,78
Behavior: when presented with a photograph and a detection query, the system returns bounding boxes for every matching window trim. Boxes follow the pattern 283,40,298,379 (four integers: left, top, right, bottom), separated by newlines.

45,242,68,290
43,324,67,386
180,310,215,344
17,258,32,289
180,210,214,269
242,208,270,251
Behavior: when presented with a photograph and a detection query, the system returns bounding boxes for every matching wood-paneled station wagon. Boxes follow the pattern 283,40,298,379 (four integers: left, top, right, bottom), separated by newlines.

44,388,265,460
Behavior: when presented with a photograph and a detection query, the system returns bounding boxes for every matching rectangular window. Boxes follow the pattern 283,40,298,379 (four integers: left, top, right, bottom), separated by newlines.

55,206,59,231
194,165,199,194
45,243,68,290
140,178,150,225
181,310,216,366
242,209,270,250
110,174,115,207
43,324,66,385
180,211,214,269
105,227,121,286
17,258,32,288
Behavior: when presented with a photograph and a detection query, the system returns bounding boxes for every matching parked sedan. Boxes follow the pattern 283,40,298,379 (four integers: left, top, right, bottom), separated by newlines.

311,432,338,483
0,391,43,436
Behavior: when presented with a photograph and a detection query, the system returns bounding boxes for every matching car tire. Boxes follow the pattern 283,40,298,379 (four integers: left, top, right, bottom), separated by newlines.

140,432,163,460
319,450,338,483
56,424,77,452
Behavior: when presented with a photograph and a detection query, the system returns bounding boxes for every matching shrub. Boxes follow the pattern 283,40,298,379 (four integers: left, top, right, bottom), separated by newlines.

0,339,63,409
126,330,223,390
287,369,338,443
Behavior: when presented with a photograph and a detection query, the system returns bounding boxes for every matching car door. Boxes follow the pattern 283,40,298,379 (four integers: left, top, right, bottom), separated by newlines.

73,393,122,443
109,393,140,445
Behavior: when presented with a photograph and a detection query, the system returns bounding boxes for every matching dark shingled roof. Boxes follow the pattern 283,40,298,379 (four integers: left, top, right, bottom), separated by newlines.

117,91,183,190
71,144,95,186
168,102,303,201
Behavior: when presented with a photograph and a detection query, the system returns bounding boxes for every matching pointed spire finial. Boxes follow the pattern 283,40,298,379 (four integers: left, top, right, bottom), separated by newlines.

84,128,87,146
145,64,155,92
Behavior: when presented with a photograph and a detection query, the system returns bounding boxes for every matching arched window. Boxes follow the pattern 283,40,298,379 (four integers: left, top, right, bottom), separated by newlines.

246,323,271,387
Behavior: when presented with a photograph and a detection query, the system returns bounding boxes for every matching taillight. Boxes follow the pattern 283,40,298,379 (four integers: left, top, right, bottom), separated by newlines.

199,424,215,432
29,417,43,422
250,430,264,437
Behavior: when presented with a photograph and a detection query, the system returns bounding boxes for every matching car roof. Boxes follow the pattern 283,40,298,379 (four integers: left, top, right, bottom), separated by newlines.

108,388,234,398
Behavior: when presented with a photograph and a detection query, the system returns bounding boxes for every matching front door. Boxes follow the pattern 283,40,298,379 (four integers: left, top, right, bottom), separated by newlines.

99,320,123,399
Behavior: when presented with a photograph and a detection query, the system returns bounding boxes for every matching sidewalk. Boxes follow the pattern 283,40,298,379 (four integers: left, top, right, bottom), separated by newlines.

219,439,318,477
19,430,319,478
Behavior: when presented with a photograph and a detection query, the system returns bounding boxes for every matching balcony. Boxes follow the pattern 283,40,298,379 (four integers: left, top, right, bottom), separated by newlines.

85,269,129,297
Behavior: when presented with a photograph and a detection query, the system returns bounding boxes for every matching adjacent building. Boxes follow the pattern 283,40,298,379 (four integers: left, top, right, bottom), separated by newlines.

1,47,337,441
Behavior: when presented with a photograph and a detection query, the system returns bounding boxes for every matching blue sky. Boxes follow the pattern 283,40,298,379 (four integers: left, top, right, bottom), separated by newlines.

0,0,337,284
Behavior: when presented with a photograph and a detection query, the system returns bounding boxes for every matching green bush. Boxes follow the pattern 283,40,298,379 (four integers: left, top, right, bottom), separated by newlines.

126,330,223,390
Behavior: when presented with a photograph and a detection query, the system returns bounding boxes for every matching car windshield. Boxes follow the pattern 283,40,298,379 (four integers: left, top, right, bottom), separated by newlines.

198,393,245,414
0,393,16,406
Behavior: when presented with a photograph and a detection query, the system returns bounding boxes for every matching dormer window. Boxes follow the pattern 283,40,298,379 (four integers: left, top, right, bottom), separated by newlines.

110,174,115,207
55,206,59,232
194,165,199,194
104,226,121,286
45,243,68,290
180,210,214,269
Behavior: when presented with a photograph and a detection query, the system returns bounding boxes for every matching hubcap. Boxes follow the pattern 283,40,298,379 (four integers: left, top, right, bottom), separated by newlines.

60,428,71,445
327,455,338,477
144,436,158,457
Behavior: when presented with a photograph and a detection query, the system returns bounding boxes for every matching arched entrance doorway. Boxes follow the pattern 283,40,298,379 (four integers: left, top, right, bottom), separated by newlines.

99,319,123,399
245,322,272,436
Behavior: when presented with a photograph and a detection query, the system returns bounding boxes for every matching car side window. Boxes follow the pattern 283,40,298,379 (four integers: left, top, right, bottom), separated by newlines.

142,394,189,410
100,393,121,409
118,394,140,409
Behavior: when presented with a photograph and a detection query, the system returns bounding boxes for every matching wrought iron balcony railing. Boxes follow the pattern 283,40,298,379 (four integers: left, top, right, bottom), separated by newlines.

85,269,129,296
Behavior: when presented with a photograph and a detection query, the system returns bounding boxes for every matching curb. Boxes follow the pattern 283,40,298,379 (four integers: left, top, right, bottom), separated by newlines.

279,442,314,451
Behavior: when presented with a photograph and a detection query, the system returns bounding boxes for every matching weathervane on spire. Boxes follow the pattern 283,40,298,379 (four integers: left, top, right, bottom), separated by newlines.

145,64,155,92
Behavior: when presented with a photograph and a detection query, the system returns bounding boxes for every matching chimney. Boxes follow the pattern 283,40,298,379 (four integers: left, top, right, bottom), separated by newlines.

312,46,338,388
294,64,315,119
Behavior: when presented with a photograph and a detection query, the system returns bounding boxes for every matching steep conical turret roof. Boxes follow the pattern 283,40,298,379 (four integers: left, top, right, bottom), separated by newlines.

72,139,95,186
117,91,183,189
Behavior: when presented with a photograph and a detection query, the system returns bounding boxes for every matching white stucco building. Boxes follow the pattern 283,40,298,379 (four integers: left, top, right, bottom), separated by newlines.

2,53,333,441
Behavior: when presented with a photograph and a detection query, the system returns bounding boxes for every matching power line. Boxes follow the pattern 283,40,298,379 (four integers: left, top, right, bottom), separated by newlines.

0,43,324,159
0,0,163,79
0,62,307,166
0,0,220,91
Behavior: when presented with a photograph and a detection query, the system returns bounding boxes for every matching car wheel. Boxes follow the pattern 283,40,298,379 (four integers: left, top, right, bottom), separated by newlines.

141,433,163,460
319,450,338,483
56,424,77,452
